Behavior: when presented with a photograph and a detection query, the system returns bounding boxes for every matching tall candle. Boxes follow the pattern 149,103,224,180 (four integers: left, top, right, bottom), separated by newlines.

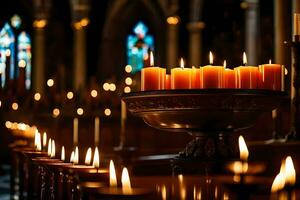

201,52,223,88
171,58,192,89
235,52,259,89
17,64,26,94
73,118,78,146
223,60,236,88
141,52,162,91
259,60,282,90
94,117,100,146
191,66,201,89
120,100,127,147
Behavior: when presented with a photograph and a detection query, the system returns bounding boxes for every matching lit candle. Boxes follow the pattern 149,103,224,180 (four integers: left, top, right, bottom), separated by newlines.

109,160,117,187
50,140,55,158
171,58,192,89
85,147,92,165
70,151,75,163
74,146,79,164
235,52,259,89
259,59,282,90
47,138,52,157
121,167,132,194
61,146,65,161
191,66,201,89
42,132,47,149
92,147,100,168
141,52,164,91
223,60,236,88
94,117,100,146
73,118,78,146
200,51,223,88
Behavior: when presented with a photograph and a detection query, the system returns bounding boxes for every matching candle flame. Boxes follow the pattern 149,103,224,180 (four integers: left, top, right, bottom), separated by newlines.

209,51,213,65
51,140,55,158
47,138,52,156
180,58,184,69
34,130,38,147
238,135,249,161
223,60,227,68
61,146,65,161
233,161,248,174
92,147,100,168
36,132,42,151
85,147,92,165
243,52,247,65
285,156,296,186
109,160,117,187
269,59,272,64
42,132,47,148
70,151,75,163
271,160,286,192
150,51,154,66
121,167,132,193
74,146,79,164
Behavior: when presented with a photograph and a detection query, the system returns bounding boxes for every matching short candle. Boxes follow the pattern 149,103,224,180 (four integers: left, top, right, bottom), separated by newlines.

171,58,192,89
259,60,282,90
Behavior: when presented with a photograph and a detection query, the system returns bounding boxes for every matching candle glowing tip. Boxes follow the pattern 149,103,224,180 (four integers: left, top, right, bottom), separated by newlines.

121,167,132,193
51,140,55,158
85,147,92,165
70,151,75,163
269,59,272,64
109,160,117,187
74,146,79,164
61,146,65,161
150,51,154,66
180,58,184,69
92,147,100,168
47,138,52,156
238,135,249,161
285,156,296,186
223,60,227,69
209,51,213,65
42,132,47,148
243,52,247,65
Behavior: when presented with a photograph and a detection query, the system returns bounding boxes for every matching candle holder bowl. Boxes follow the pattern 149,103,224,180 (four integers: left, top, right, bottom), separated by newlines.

122,89,287,173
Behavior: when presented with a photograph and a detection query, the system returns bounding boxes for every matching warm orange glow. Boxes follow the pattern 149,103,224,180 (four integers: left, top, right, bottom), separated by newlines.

232,161,248,174
61,146,65,161
271,160,286,192
104,108,112,116
103,83,110,91
223,60,227,68
109,83,116,91
121,167,132,193
33,19,47,28
124,86,131,93
42,132,47,148
51,140,55,158
92,147,100,168
238,135,249,161
12,102,18,110
150,51,154,66
125,77,133,85
34,93,41,101
285,156,296,186
243,52,247,65
35,131,42,151
47,79,54,87
209,51,214,65
109,160,117,187
47,138,52,156
269,59,272,64
85,147,92,165
91,90,98,98
70,151,75,163
180,58,184,69
18,60,26,68
125,65,132,73
74,146,79,164
67,91,74,99
167,16,179,25
161,185,167,200
77,108,84,115
52,108,60,117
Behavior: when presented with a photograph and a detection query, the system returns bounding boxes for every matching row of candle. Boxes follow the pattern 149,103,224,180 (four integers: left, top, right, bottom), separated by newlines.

141,52,284,91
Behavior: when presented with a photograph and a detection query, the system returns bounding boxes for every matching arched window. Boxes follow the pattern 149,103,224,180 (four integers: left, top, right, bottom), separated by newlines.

0,14,32,89
0,23,15,86
18,32,31,89
127,22,154,73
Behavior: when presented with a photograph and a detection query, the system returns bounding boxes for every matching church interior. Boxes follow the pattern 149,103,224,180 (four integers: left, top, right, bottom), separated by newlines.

0,0,300,199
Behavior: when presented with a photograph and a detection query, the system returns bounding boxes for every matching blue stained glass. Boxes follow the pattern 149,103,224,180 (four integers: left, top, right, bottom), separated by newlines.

0,23,15,86
18,31,31,89
127,21,154,73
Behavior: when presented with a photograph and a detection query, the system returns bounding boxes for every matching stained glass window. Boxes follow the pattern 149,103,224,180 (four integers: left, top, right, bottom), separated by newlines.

127,22,154,73
0,23,15,86
18,31,31,89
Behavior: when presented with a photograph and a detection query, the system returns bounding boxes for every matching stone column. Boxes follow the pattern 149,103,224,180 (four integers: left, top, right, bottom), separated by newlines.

245,0,260,65
70,0,90,92
166,16,179,70
187,22,205,66
32,0,51,94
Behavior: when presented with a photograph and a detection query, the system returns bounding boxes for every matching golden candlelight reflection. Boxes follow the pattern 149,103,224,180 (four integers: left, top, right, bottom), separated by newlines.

85,147,92,165
70,151,75,163
238,135,249,161
61,146,65,161
150,51,154,66
285,156,296,186
161,185,167,200
74,146,79,164
243,52,247,65
109,160,117,187
51,140,55,158
47,138,52,156
92,147,100,168
180,58,184,69
121,167,132,194
209,51,214,65
42,132,47,148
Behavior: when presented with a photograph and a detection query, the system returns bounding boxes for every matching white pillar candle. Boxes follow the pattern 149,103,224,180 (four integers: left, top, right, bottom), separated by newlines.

94,117,100,146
